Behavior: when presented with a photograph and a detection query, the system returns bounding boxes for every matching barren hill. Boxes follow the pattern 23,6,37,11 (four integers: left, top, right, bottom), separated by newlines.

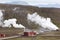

0,4,60,29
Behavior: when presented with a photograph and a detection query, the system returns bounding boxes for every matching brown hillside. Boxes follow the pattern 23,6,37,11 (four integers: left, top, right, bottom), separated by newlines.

0,4,60,29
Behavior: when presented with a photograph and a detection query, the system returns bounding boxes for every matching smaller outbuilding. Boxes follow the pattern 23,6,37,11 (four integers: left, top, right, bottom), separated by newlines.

23,31,36,36
0,34,6,37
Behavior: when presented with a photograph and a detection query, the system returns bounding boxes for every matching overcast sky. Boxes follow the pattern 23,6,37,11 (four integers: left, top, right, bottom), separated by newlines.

0,0,60,5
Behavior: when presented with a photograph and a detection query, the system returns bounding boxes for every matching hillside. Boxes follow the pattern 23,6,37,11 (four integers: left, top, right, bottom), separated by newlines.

0,4,60,29
38,8,60,27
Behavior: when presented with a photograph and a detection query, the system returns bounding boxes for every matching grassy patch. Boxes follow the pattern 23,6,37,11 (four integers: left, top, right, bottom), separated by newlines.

7,36,60,40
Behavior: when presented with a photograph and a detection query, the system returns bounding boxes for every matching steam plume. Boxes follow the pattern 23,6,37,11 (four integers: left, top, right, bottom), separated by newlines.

27,12,59,31
3,18,25,28
0,10,4,26
0,9,25,29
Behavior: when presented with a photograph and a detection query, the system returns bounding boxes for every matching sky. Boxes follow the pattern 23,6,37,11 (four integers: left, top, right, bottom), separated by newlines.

0,0,60,5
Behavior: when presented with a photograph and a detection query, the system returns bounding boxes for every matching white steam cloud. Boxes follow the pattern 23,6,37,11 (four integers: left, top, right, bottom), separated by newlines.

27,12,59,31
0,9,25,29
2,18,25,28
0,10,4,26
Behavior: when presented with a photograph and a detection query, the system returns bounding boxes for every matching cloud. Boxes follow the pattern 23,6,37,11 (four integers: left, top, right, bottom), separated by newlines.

0,0,60,5
16,0,60,5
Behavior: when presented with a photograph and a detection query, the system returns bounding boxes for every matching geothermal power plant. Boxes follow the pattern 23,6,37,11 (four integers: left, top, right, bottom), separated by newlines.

0,4,59,40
